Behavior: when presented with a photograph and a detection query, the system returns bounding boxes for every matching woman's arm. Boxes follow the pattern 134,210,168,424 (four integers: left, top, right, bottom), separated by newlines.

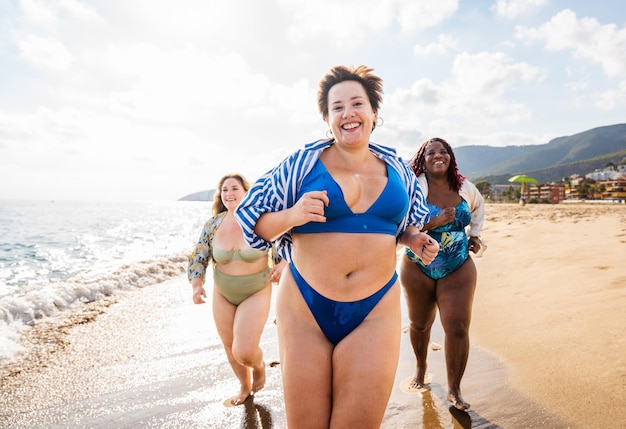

461,179,485,237
187,218,215,284
188,217,220,304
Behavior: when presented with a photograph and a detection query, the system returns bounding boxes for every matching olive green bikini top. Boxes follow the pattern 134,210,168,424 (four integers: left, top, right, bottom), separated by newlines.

212,248,267,264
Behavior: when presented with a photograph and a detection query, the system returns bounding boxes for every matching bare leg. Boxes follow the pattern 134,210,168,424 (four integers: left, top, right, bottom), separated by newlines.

400,256,438,390
232,285,272,398
252,361,266,393
436,258,476,411
276,269,333,428
213,289,252,405
330,282,402,428
223,348,252,406
214,285,271,405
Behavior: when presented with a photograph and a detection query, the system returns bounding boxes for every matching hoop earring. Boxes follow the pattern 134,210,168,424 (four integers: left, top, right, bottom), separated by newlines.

372,116,384,131
326,129,333,138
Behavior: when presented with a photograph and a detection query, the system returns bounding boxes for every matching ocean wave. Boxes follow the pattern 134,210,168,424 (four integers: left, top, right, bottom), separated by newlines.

0,253,189,364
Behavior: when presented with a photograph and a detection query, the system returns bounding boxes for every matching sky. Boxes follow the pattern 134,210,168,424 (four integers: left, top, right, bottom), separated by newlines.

1,0,625,201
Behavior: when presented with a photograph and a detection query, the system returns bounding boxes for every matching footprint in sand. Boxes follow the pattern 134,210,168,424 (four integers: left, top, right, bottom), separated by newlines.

399,373,433,394
223,394,253,408
430,342,442,351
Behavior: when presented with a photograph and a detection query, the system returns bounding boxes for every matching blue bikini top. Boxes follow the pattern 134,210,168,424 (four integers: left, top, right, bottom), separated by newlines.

292,159,409,235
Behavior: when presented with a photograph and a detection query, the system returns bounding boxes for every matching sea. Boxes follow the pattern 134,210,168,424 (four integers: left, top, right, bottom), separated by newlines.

0,199,211,366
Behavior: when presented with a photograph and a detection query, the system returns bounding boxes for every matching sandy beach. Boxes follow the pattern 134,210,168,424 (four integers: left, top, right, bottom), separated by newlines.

469,203,626,428
0,203,625,428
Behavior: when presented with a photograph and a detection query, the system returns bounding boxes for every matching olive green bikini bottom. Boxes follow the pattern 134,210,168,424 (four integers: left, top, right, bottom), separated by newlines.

213,266,270,305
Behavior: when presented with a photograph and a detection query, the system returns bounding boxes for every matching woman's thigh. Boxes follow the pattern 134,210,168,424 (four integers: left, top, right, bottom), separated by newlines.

330,282,402,428
436,258,477,326
399,255,438,326
213,288,237,346
233,284,272,353
276,271,334,428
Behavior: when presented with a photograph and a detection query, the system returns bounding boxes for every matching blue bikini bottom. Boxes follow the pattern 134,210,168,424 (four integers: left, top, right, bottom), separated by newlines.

289,262,397,345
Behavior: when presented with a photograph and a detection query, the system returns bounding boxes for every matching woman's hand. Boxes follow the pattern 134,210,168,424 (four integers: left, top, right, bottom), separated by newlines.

435,207,456,227
468,236,482,254
408,231,440,265
191,279,206,304
256,190,330,242
270,259,287,283
289,190,329,227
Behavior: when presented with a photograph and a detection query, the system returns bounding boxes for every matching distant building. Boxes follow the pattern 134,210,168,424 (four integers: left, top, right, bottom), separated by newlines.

565,174,584,200
585,164,626,181
569,174,584,185
527,183,566,204
598,177,626,201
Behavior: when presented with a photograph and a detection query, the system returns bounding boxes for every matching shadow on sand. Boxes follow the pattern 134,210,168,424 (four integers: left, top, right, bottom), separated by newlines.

240,395,275,429
422,383,504,429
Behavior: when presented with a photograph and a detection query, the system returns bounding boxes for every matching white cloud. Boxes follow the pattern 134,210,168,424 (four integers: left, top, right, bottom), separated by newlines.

382,51,545,150
58,0,102,22
413,35,458,56
396,0,459,32
17,34,73,70
515,9,626,77
591,80,626,111
277,0,392,46
277,0,458,46
492,0,547,19
20,0,57,28
450,51,543,98
100,47,274,123
443,52,544,127
566,79,589,93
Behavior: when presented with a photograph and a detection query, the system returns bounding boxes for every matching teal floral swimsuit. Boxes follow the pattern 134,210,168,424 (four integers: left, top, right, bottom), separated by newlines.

406,199,471,280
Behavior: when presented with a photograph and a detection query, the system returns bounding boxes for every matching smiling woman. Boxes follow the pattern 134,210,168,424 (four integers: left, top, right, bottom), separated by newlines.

401,136,485,411
235,65,439,428
187,173,286,407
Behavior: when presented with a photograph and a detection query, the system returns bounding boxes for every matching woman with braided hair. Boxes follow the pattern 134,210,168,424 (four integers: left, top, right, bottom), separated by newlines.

400,137,485,411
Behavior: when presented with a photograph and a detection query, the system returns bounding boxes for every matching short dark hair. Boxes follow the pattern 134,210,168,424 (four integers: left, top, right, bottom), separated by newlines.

317,65,383,122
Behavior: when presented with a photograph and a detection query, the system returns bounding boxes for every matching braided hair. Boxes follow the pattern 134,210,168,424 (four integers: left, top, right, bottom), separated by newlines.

409,137,465,193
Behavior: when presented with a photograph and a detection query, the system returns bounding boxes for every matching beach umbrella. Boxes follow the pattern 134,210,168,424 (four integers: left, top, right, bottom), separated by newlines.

508,175,538,204
508,174,538,184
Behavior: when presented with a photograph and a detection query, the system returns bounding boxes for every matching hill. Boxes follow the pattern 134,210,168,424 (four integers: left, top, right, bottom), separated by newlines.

455,123,626,184
178,189,215,201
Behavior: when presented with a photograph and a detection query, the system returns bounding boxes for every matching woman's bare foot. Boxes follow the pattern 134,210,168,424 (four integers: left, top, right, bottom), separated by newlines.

402,367,431,392
448,389,470,411
252,363,266,393
412,366,430,389
408,378,430,392
227,386,252,406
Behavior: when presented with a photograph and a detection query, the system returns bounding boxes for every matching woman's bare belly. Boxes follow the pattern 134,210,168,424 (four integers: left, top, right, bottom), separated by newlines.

291,232,398,301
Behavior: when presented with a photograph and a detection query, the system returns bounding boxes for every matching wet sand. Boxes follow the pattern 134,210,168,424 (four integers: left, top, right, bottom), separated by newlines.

1,203,624,428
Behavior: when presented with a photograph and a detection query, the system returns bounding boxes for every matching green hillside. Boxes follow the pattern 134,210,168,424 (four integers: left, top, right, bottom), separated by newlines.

455,124,626,184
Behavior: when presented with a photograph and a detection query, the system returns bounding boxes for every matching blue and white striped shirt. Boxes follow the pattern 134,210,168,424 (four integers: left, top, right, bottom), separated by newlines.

234,138,430,262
